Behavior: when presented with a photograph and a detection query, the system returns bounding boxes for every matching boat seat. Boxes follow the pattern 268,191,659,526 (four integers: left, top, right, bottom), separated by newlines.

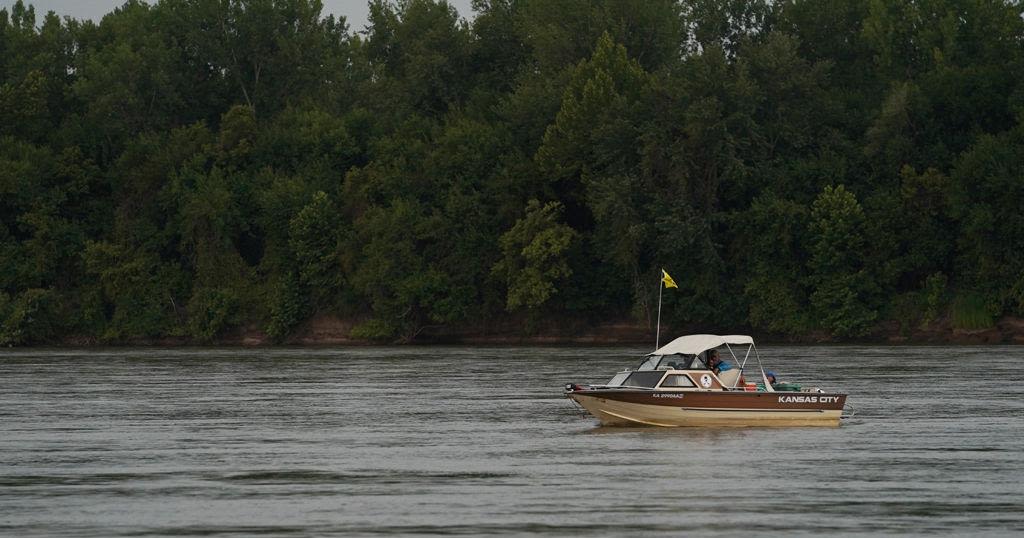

717,369,742,388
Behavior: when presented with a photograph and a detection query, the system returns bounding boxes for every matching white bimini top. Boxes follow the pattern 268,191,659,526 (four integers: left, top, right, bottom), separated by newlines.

651,334,754,356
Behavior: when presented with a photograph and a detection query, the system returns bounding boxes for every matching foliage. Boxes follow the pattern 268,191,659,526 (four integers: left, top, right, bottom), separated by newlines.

266,271,307,341
289,191,344,306
737,194,811,334
0,288,54,345
952,293,996,331
1,0,1024,344
83,241,187,340
350,318,398,341
808,185,877,337
493,200,576,311
187,286,240,342
922,272,948,326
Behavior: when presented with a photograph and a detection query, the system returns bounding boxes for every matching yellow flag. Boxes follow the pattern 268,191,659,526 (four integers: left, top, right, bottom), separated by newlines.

661,269,678,289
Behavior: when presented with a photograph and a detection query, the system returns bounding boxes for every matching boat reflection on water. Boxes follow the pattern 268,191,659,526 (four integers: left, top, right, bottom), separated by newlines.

565,334,848,427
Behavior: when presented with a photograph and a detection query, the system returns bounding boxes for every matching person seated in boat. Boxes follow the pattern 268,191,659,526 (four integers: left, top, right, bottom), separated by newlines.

755,371,777,391
708,350,745,387
707,350,732,375
757,371,802,391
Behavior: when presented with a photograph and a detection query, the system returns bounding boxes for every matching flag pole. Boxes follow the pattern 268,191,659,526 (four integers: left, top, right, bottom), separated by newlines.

655,272,663,351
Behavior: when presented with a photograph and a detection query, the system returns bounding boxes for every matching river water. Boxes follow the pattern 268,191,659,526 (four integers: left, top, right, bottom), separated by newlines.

1,346,1022,536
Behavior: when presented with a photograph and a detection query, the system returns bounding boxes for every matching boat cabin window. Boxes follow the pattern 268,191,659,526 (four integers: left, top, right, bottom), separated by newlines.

638,353,708,371
620,371,666,388
658,353,688,369
636,355,660,370
661,354,707,370
659,374,696,388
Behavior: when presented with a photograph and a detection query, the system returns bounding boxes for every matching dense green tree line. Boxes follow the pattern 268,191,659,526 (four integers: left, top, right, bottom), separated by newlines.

2,0,1023,344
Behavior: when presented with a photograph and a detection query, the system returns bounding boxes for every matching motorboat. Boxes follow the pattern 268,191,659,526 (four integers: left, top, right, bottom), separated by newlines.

564,334,847,427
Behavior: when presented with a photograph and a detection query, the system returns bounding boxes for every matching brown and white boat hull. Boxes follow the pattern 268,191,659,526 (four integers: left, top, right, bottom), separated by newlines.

568,390,846,427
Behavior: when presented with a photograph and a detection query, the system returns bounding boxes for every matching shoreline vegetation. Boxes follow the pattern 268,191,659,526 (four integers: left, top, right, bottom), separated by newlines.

3,1,1024,348
52,314,1024,347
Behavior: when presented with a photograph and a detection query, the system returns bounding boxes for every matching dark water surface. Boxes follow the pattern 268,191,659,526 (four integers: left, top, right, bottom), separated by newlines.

1,346,1022,536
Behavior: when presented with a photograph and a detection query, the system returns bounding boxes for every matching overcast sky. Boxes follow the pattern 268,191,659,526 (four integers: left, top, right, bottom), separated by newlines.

0,0,476,32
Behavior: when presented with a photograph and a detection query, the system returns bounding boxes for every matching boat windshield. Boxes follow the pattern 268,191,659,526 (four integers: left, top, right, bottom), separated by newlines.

607,371,630,386
619,371,666,388
637,353,706,370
